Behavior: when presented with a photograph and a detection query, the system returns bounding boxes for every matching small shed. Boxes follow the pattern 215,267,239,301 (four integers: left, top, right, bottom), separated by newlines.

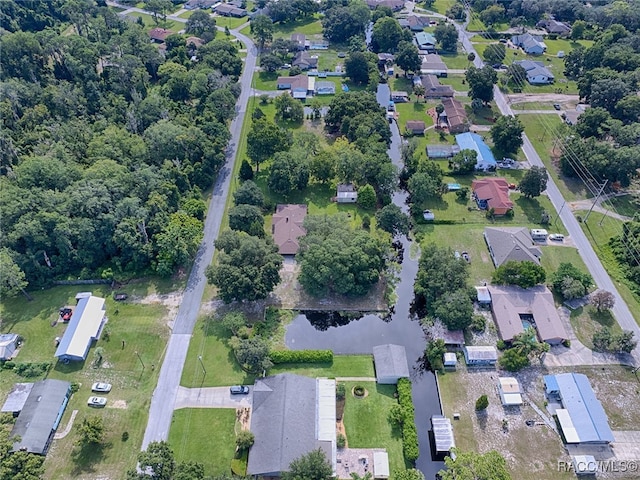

463,346,497,366
443,352,457,368
475,286,491,305
0,333,19,360
431,415,455,453
336,184,357,203
440,329,464,349
1,383,34,415
543,374,560,396
498,377,523,406
373,344,410,384
373,451,389,479
572,455,597,475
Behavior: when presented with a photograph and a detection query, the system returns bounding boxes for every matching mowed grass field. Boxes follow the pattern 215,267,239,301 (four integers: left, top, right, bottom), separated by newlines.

0,283,173,479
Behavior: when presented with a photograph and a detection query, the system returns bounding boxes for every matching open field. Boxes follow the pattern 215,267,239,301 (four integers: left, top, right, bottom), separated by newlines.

169,408,237,476
438,74,468,93
342,381,407,473
0,284,173,479
575,211,640,324
213,15,248,30
440,52,472,69
540,244,589,275
270,355,375,378
122,12,181,32
511,102,558,111
272,16,323,38
602,195,638,219
570,305,623,350
423,0,456,15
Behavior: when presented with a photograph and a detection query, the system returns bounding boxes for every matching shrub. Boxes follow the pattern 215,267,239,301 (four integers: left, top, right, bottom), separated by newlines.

496,339,507,351
562,339,571,348
236,430,255,450
337,433,346,449
362,214,371,230
498,348,530,371
14,362,51,378
269,349,333,364
239,159,254,181
388,403,405,426
336,383,346,400
397,378,419,463
475,394,489,411
470,314,486,332
2,361,15,370
121,431,129,442
70,382,80,394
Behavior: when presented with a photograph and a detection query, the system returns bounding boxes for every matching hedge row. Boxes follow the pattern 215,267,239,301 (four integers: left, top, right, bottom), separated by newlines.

397,378,419,463
1,361,52,378
269,349,333,364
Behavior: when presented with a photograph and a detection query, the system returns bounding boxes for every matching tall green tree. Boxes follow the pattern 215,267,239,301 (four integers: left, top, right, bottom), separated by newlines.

491,260,546,288
433,289,474,330
465,65,498,105
185,10,217,43
371,16,405,53
0,248,28,298
228,204,265,237
154,212,204,277
282,449,333,480
395,41,421,75
490,115,524,154
250,14,274,49
247,118,292,171
414,244,469,306
375,204,410,236
439,449,511,480
345,51,372,86
434,22,458,52
519,166,548,198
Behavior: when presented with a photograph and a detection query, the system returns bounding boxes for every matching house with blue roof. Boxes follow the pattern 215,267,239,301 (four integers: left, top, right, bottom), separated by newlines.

544,373,614,445
455,132,496,171
415,32,436,52
54,293,107,363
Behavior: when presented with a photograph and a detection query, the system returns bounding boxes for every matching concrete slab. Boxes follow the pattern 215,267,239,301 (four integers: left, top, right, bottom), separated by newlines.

174,386,253,409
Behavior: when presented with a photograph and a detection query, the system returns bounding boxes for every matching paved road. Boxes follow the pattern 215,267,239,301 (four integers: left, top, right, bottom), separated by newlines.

108,4,258,447
174,386,253,409
453,14,640,363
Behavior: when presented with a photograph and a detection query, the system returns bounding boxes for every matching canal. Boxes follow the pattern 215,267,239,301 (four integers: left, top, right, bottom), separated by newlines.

284,84,445,479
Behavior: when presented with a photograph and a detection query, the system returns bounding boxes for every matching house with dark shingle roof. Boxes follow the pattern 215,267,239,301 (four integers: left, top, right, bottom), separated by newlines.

373,344,410,384
291,33,307,50
148,28,172,43
271,204,307,255
483,226,542,267
292,51,318,70
514,60,554,84
399,14,431,31
10,379,71,455
441,97,469,134
416,74,454,98
213,3,247,17
406,120,426,135
511,33,547,54
536,19,571,35
247,374,336,477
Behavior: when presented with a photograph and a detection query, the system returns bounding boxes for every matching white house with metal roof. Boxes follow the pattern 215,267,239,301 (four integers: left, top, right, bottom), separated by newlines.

54,294,107,363
513,59,555,84
373,344,410,384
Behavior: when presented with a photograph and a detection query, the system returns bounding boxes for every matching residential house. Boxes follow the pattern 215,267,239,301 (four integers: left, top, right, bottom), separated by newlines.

514,60,554,84
213,3,247,17
271,204,307,255
291,33,307,50
378,53,395,68
472,179,514,216
186,36,204,49
1,383,34,415
315,81,336,95
511,33,547,54
406,120,426,135
416,74,454,99
148,28,172,43
455,132,496,171
0,333,19,361
463,346,497,366
420,53,447,76
441,97,469,133
483,226,542,266
247,374,336,476
372,344,410,384
399,14,431,31
563,104,589,125
415,31,437,52
10,379,71,455
365,0,405,12
391,91,409,103
336,183,357,203
276,75,312,99
488,285,569,344
536,19,571,35
292,51,318,71
184,0,216,9
498,377,523,406
543,373,614,444
54,293,107,363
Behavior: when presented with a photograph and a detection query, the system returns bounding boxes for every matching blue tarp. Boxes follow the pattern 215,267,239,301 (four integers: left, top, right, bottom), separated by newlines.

455,132,497,169
544,374,559,393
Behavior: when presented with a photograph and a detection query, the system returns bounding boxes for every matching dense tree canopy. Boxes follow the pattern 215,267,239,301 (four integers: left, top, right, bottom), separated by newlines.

519,166,548,198
297,215,387,297
282,449,333,480
414,244,469,307
465,65,498,105
322,1,371,44
490,115,524,154
492,261,546,288
440,449,511,480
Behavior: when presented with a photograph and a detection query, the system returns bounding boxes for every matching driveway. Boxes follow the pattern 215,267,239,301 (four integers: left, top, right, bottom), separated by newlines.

174,386,253,409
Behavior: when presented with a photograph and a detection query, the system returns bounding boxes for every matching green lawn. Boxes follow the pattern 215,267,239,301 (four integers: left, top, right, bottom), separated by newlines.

123,12,181,32
511,102,558,111
602,195,638,219
342,382,407,473
0,284,173,479
570,305,623,350
271,16,323,38
177,9,196,19
466,17,508,33
437,372,476,451
270,355,375,378
423,0,456,15
438,74,468,93
517,114,589,201
576,211,640,324
540,245,588,276
440,52,471,69
169,409,237,476
213,15,248,30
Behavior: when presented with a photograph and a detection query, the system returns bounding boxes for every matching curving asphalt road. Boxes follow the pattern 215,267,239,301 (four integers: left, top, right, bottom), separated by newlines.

452,13,640,363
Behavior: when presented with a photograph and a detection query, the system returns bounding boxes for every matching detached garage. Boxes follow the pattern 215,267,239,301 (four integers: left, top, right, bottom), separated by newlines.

54,294,107,363
373,344,410,384
0,333,19,361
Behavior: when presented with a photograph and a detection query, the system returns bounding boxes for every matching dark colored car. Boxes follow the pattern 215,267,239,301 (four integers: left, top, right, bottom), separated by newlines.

230,385,249,395
553,104,561,110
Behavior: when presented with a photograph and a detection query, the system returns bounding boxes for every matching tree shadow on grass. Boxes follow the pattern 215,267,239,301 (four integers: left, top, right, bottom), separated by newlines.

588,307,616,328
71,441,113,477
514,196,545,224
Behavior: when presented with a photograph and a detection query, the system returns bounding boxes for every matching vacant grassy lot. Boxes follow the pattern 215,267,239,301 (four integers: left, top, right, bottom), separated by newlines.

540,245,588,276
342,382,407,473
169,408,237,476
511,102,557,111
438,74,468,93
213,15,248,30
0,284,172,479
272,16,323,38
122,12,181,32
602,194,638,219
440,52,472,69
576,210,640,324
424,0,456,15
570,305,623,350
270,355,375,378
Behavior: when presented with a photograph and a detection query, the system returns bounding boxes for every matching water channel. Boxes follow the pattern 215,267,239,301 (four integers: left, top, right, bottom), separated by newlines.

284,84,445,479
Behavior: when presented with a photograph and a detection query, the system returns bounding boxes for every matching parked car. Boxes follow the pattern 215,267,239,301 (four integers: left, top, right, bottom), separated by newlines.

499,39,507,44
549,234,565,241
91,382,112,393
461,251,470,263
337,52,346,58
88,396,107,407
553,104,561,110
230,385,249,395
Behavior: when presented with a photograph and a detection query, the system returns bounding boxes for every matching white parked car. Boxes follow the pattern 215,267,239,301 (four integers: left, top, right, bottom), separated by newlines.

549,234,565,241
91,382,112,393
88,396,107,407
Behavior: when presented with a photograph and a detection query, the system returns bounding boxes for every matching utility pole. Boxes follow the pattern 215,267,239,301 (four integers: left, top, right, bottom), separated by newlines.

554,201,565,226
584,180,608,223
198,355,206,377
135,351,145,371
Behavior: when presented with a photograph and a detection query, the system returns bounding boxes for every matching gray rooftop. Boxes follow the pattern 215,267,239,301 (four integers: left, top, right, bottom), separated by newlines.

373,344,410,382
514,60,554,80
1,382,34,413
553,373,614,444
431,415,455,452
484,227,542,267
248,374,332,476
11,379,71,455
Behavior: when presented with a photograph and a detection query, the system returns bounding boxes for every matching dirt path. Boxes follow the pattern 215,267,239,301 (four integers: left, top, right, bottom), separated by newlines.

54,410,78,439
506,93,580,104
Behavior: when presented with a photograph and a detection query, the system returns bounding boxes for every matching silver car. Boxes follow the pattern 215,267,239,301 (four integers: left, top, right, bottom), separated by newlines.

91,382,112,393
88,396,107,407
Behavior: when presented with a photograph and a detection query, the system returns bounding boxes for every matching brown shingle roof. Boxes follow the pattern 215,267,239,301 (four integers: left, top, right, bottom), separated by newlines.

148,28,172,42
442,97,468,133
271,204,307,255
472,178,513,214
